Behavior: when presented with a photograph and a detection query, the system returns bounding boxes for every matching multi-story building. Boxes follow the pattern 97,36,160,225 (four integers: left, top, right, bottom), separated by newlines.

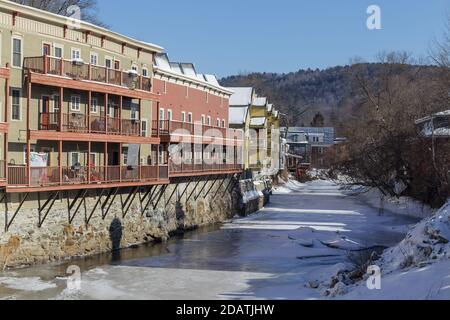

152,53,242,177
0,1,242,202
228,87,282,178
284,127,335,169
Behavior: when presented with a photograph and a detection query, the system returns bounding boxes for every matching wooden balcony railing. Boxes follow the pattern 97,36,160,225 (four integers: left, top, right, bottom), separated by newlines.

24,56,153,92
0,160,5,181
39,112,142,137
7,165,169,188
169,160,242,174
152,120,244,140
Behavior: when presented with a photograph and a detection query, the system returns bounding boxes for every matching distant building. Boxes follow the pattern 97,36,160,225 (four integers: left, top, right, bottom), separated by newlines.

283,127,335,169
415,110,450,138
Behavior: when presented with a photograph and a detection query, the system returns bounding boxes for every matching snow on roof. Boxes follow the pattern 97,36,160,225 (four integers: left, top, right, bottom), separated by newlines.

250,117,267,127
229,107,249,125
228,87,254,106
415,110,450,124
153,53,232,95
204,74,220,86
180,63,197,77
267,104,274,112
254,97,268,107
154,53,171,71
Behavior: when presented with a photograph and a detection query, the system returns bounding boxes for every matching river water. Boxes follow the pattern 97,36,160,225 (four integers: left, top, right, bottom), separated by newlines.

0,180,418,300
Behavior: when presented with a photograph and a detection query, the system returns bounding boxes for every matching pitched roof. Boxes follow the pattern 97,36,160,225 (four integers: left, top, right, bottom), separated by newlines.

228,87,254,106
254,97,268,107
229,107,249,125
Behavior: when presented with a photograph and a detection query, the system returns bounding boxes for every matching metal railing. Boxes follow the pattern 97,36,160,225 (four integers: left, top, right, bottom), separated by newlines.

24,56,153,92
152,120,244,140
39,112,141,137
7,165,169,187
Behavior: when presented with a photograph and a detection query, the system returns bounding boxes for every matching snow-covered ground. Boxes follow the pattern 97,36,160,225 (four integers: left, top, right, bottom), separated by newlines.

0,178,443,300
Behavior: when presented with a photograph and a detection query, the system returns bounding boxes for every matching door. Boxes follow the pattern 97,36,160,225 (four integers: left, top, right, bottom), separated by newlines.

43,43,51,56
114,60,120,70
41,96,51,130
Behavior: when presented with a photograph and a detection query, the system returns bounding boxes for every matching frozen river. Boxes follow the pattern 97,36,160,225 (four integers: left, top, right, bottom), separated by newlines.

0,180,418,300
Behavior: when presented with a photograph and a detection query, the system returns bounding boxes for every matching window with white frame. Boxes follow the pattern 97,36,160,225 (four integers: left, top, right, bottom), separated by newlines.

105,57,112,69
188,112,193,123
201,115,205,125
71,48,81,60
142,67,148,77
53,94,60,113
222,119,226,128
91,98,98,113
131,106,137,120
70,95,81,112
131,64,138,71
207,116,211,126
159,108,165,120
182,112,186,123
217,118,220,127
11,89,21,120
90,52,98,65
167,109,173,121
54,45,63,58
141,119,148,137
12,37,23,68
71,152,80,166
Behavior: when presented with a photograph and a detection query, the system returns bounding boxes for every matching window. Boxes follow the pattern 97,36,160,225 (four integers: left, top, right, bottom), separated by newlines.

141,119,148,137
217,118,221,127
90,52,98,65
54,45,63,58
181,112,186,123
188,113,193,123
142,67,148,77
201,115,205,125
42,43,51,56
131,106,137,120
91,98,98,113
11,89,21,121
71,48,81,60
70,95,81,112
167,109,173,121
12,37,22,68
159,108,165,120
207,116,211,126
222,119,226,128
89,153,97,166
53,95,60,112
131,64,138,71
23,145,36,165
105,57,112,69
71,152,80,166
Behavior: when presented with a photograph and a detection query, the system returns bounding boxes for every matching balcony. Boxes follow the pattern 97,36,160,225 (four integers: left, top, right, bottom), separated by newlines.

153,120,244,145
24,56,157,101
169,160,243,177
7,165,169,191
39,113,141,136
0,160,6,186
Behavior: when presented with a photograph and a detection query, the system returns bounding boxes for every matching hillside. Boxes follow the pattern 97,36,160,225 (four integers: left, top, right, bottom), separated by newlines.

220,64,438,130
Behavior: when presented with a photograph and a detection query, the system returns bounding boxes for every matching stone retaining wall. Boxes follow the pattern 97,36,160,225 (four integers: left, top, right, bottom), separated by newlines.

0,176,242,269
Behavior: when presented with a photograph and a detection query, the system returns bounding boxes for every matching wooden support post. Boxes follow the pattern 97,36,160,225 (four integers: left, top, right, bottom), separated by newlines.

105,93,109,134
87,141,91,184
119,96,123,134
59,140,62,185
26,81,31,186
104,142,108,183
59,87,63,132
156,101,160,137
119,143,122,182
87,91,92,132
4,74,9,182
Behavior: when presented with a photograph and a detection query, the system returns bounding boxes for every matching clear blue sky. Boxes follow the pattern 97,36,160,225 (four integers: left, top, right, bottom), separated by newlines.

96,0,449,77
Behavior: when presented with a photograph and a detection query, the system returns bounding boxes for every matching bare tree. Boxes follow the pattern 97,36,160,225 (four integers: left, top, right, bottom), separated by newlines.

10,0,107,27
